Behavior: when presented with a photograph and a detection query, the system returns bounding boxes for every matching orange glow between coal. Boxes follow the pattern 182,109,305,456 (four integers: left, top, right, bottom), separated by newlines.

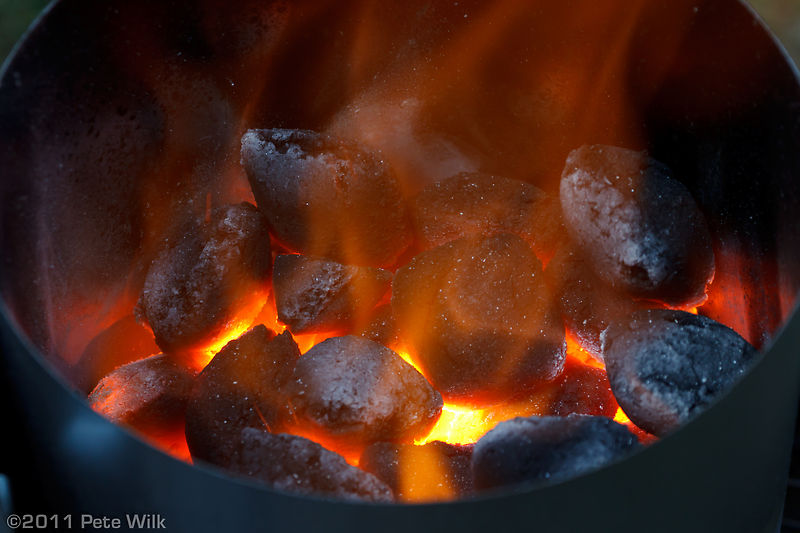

398,349,540,446
402,334,629,447
416,404,493,445
190,289,272,371
397,350,501,446
192,296,326,372
613,407,631,425
564,331,605,369
187,298,658,453
195,322,253,370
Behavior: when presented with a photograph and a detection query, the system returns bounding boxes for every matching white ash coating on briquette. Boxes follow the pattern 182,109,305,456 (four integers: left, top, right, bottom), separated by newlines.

89,353,194,434
225,428,393,502
240,128,411,268
471,415,640,491
411,172,564,261
136,202,271,356
288,336,443,455
602,309,758,436
544,246,649,361
185,327,300,466
272,254,392,335
560,145,715,307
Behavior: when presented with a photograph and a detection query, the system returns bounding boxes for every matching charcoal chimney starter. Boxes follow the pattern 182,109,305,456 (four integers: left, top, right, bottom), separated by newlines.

2,0,800,532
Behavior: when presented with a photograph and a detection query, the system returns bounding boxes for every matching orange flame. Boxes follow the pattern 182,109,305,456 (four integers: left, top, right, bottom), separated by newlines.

416,404,492,446
397,445,455,502
613,407,632,425
194,321,255,370
565,331,605,369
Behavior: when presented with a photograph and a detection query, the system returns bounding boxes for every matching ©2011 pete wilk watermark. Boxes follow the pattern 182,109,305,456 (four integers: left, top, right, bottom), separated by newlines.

5,513,166,530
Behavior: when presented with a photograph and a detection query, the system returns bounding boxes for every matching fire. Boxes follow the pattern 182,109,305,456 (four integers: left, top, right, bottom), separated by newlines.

195,322,253,370
187,296,653,460
416,404,492,446
146,427,193,464
613,407,631,425
398,445,454,502
188,287,272,371
397,350,424,374
399,348,507,446
564,332,605,369
192,295,327,372
287,424,363,467
404,343,598,447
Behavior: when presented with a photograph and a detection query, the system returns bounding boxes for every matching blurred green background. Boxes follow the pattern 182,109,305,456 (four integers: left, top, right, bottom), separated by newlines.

0,0,48,65
1,0,800,65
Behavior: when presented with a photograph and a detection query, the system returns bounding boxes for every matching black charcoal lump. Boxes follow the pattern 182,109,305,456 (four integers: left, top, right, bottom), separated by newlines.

88,354,194,435
272,254,392,335
411,172,563,261
288,336,443,455
471,415,640,491
392,233,565,405
136,202,271,357
225,428,393,502
185,326,300,466
602,309,758,436
560,145,715,307
241,128,412,268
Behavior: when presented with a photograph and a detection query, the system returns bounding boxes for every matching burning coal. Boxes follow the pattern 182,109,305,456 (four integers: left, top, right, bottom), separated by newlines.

82,119,759,503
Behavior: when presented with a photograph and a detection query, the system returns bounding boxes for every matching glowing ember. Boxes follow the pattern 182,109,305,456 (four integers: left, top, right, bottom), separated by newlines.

565,331,605,369
399,350,497,445
416,404,491,445
195,321,254,370
252,295,327,354
613,407,631,425
398,445,455,502
397,350,424,374
149,428,193,464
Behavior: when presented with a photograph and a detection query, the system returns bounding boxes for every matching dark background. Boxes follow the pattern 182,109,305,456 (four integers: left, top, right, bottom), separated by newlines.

1,0,800,65
0,0,799,531
0,0,48,63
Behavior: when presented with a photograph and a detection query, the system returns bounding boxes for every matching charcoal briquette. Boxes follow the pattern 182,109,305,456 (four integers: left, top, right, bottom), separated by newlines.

560,145,715,307
602,309,758,436
241,129,412,268
392,233,566,405
545,358,617,417
545,246,647,360
73,314,160,394
492,358,616,420
357,303,400,349
225,428,393,502
136,202,271,359
411,172,563,261
288,336,443,456
185,326,300,466
471,415,640,491
272,254,392,335
88,353,194,435
359,441,474,501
